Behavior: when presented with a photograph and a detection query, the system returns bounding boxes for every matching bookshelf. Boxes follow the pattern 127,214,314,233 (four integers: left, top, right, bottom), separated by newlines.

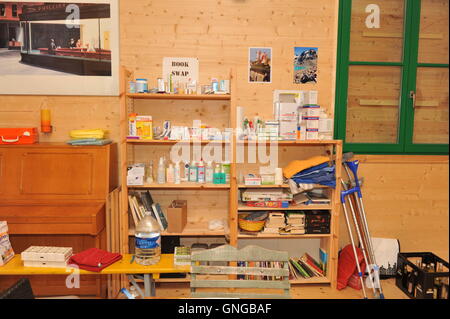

119,66,342,288
119,66,237,269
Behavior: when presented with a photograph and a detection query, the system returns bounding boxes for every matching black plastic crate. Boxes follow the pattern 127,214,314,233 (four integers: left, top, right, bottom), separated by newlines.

396,252,449,299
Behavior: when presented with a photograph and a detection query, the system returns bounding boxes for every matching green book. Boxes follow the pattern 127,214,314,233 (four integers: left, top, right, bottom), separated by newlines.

290,258,310,278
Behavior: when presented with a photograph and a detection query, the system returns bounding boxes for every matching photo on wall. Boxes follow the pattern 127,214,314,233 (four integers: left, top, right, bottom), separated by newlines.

294,47,318,84
0,0,119,95
248,47,272,83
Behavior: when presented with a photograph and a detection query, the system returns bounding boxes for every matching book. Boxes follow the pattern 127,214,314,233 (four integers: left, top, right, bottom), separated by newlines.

128,195,140,226
138,191,154,215
152,203,169,231
319,248,328,274
298,258,318,277
305,252,323,271
300,255,324,277
290,258,310,278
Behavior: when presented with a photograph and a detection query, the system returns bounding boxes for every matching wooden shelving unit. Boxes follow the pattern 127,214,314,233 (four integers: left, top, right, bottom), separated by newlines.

119,66,342,288
119,66,237,260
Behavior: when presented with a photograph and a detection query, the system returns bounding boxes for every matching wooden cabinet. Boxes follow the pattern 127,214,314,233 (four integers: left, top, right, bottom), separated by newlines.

0,143,118,297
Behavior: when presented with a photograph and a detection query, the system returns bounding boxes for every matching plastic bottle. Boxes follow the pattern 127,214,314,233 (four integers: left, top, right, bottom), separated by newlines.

146,160,154,184
189,161,198,182
220,164,226,184
134,212,161,265
183,160,190,182
197,159,205,183
174,161,181,184
157,157,165,184
205,161,214,183
129,286,139,299
166,163,174,183
213,164,221,184
221,161,231,184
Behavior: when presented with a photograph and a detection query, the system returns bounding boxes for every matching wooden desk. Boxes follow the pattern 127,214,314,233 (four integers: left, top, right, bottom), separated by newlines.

0,254,190,298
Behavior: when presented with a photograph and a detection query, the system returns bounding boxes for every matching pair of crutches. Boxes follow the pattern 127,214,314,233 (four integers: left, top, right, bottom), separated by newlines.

340,154,384,299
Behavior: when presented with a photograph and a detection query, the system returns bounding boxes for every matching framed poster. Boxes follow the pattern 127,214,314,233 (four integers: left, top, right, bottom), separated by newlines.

0,0,119,95
294,47,318,84
248,47,272,83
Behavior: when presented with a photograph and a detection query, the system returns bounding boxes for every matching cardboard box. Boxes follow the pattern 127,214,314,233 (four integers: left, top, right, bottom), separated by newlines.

166,200,187,233
280,121,298,140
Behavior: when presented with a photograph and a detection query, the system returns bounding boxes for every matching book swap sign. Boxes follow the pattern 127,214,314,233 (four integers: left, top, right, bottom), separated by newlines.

163,57,199,84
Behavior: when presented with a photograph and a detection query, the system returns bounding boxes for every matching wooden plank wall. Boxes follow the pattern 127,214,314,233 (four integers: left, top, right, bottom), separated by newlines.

339,155,449,260
0,0,448,260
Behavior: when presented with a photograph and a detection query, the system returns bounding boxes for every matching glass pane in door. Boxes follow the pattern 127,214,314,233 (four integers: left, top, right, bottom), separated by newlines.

346,66,401,143
350,0,405,62
412,67,449,144
418,0,449,64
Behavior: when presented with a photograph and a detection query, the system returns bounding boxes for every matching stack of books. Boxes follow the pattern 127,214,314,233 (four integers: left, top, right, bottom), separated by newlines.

284,212,305,234
289,252,327,279
262,212,286,234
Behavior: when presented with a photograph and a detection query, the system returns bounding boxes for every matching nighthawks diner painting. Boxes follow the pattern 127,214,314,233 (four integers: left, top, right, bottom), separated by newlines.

0,0,119,95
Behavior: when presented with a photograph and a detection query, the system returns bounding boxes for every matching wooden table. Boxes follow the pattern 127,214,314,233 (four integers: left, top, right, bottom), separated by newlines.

0,254,190,298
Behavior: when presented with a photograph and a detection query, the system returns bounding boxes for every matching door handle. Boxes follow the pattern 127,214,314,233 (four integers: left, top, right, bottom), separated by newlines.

409,91,416,109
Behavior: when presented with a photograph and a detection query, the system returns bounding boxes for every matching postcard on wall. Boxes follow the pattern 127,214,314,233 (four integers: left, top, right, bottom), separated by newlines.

0,0,120,96
294,47,318,84
162,57,199,84
248,47,272,83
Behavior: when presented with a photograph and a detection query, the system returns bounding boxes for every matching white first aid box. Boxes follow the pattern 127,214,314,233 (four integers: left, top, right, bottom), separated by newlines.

21,246,73,268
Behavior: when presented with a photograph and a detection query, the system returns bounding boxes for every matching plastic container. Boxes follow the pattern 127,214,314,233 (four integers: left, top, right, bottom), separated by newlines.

0,128,38,145
396,252,449,299
238,214,265,232
136,79,148,93
134,213,161,265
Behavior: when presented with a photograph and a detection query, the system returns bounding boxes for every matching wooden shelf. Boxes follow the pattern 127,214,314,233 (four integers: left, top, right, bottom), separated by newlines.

129,183,230,189
238,232,331,239
126,93,231,100
290,276,331,284
129,220,227,237
238,184,290,188
237,140,341,146
126,139,230,145
238,204,332,211
238,184,329,189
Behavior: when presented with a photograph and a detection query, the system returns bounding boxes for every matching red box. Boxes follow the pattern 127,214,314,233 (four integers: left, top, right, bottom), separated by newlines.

0,128,38,145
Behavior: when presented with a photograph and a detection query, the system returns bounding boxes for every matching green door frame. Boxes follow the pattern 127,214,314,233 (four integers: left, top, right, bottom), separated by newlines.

334,0,449,155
